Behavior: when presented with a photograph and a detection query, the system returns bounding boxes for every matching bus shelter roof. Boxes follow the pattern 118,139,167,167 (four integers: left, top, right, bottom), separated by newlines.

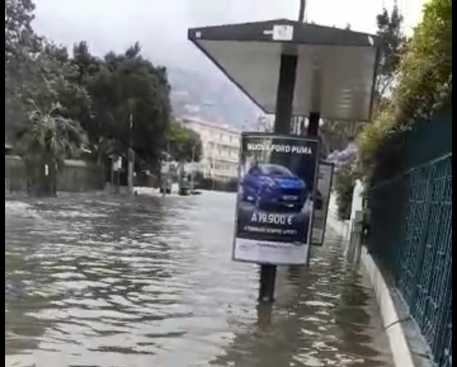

188,19,380,121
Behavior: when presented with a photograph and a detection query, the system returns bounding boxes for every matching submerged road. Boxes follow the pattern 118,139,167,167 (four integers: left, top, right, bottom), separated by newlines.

5,190,393,366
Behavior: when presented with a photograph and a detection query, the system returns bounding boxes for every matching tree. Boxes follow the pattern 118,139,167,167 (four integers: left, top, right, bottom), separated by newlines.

166,120,202,162
16,102,87,196
14,44,90,196
5,0,91,142
393,0,451,122
5,0,41,68
72,41,101,85
6,0,91,195
81,42,172,170
357,0,452,181
374,2,407,104
5,0,42,141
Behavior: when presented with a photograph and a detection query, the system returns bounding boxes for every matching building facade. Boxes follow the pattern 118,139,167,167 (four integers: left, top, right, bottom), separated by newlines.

179,117,240,181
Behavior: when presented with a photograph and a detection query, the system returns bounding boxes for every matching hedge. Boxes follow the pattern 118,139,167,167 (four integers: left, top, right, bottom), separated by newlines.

358,0,451,181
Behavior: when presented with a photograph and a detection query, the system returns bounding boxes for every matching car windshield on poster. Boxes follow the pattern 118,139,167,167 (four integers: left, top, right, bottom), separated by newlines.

311,161,334,245
233,133,319,265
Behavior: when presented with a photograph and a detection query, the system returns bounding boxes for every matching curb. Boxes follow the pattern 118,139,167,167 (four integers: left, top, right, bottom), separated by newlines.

360,246,415,367
326,210,432,367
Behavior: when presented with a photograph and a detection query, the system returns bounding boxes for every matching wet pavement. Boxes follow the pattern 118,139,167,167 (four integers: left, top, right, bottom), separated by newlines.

5,190,393,366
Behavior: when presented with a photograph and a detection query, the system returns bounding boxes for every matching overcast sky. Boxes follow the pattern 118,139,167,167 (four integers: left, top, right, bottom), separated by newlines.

33,0,427,74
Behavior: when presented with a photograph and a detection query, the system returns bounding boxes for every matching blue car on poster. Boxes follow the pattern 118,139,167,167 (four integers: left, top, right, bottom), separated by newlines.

240,163,307,212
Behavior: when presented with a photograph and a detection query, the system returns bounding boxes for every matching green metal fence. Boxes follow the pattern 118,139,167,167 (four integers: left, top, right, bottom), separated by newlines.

367,153,452,367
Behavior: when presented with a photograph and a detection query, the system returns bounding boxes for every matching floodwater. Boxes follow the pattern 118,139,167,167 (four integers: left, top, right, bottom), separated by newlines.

5,190,393,367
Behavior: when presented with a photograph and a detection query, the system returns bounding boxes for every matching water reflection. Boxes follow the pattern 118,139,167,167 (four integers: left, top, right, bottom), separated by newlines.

6,191,392,366
209,244,391,367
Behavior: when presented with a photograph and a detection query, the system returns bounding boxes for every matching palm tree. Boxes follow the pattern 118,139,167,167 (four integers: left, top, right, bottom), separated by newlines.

16,102,87,196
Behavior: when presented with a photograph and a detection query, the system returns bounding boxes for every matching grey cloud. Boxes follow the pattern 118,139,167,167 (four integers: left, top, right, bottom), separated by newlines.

33,0,298,72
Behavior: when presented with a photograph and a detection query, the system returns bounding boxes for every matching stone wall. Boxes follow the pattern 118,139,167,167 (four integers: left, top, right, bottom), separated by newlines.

5,155,105,193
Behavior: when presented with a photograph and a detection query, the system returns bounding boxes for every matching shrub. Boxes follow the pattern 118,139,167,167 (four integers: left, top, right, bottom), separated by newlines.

334,164,357,220
357,0,451,181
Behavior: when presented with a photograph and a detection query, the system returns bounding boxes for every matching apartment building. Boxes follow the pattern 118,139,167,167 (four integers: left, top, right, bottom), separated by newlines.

179,117,240,181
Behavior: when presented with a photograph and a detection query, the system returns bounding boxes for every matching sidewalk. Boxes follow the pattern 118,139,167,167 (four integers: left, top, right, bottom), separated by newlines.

326,193,433,367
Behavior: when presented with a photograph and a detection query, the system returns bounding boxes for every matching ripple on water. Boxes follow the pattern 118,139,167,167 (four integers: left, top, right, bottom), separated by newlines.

5,193,393,367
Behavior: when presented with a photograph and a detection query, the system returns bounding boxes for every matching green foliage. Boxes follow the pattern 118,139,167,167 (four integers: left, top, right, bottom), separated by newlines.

28,43,91,118
72,41,101,84
73,42,172,168
358,0,451,181
16,103,87,167
357,105,397,177
8,38,91,158
166,120,202,162
5,0,174,194
393,0,451,123
5,0,91,195
375,3,407,101
5,0,91,142
5,0,41,67
5,0,42,141
334,165,357,220
15,102,88,196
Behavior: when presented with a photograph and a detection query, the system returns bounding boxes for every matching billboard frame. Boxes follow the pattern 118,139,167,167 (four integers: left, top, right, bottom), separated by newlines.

311,160,335,246
231,132,320,265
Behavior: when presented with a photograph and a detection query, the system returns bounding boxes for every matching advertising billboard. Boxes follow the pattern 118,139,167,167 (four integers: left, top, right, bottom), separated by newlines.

311,161,335,245
232,133,319,265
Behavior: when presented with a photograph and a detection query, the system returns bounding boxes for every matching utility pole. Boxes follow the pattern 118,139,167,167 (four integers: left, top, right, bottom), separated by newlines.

128,112,135,195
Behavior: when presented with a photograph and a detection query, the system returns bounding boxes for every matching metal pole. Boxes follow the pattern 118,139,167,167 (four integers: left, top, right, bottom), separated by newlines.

128,112,134,194
259,53,298,303
305,112,320,266
298,0,306,22
191,145,196,192
307,112,320,137
110,156,115,192
115,165,120,194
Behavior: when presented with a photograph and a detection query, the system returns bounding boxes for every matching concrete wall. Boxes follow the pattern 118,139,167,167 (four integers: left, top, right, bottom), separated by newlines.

5,155,27,192
5,155,105,193
327,191,351,243
344,179,365,256
349,180,364,226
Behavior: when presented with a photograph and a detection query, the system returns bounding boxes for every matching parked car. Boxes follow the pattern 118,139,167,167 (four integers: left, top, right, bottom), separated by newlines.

240,163,307,211
178,173,192,195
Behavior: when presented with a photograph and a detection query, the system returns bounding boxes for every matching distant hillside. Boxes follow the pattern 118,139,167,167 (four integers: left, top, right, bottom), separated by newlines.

168,67,262,130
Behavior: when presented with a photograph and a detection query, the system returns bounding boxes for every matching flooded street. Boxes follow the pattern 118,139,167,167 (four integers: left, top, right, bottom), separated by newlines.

5,191,393,367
